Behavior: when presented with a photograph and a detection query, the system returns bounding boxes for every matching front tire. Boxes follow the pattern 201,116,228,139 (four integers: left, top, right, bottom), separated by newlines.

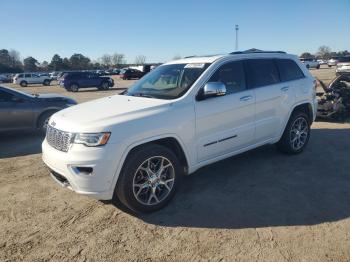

20,81,27,87
101,81,109,90
276,111,311,154
115,144,182,213
38,111,56,135
43,79,51,86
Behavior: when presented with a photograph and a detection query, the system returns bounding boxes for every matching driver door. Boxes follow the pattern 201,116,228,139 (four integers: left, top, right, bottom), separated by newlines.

194,61,256,162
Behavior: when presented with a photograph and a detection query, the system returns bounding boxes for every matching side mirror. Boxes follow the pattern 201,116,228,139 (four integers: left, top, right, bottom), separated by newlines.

197,82,226,100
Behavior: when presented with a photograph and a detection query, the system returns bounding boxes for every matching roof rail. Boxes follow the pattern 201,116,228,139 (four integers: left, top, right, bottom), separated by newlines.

230,49,286,55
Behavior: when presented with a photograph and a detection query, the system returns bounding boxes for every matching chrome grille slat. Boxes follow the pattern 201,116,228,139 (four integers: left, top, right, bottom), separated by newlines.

46,125,73,152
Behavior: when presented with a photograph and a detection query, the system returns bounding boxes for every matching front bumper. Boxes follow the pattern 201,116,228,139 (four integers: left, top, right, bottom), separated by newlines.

42,139,121,200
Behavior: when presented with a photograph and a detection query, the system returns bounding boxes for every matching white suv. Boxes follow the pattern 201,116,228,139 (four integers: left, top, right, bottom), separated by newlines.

13,73,51,87
42,51,317,213
299,58,320,69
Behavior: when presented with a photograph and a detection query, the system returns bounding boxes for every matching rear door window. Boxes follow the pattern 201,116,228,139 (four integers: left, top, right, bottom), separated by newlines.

276,59,304,82
246,59,280,88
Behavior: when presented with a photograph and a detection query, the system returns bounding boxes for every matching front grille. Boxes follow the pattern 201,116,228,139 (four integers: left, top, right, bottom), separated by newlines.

46,125,73,152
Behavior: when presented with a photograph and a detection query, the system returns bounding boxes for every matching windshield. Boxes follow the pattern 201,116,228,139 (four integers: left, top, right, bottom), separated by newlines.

124,63,210,99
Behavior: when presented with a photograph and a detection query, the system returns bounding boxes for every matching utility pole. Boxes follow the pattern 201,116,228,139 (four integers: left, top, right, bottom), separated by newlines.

235,24,239,51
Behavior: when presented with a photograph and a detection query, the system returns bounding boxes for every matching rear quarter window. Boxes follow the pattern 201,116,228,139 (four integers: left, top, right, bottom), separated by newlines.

276,59,304,82
245,59,280,88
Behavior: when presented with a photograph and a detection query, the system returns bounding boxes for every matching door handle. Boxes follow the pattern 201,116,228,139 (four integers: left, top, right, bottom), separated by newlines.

240,95,253,101
281,86,289,92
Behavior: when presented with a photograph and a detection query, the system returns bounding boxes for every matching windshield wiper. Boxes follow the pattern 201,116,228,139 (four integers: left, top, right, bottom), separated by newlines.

130,93,156,98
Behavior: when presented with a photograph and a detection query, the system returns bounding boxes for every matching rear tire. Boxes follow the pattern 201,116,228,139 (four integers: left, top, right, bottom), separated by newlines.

20,81,27,87
70,84,79,92
276,111,311,154
115,144,182,213
43,79,51,86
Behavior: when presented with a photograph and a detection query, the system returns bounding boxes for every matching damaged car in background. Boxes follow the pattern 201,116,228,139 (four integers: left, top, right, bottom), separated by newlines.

316,75,350,120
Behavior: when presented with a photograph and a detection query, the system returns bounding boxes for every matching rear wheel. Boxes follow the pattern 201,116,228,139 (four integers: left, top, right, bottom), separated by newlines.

20,81,27,87
276,111,311,154
70,84,79,92
115,144,182,213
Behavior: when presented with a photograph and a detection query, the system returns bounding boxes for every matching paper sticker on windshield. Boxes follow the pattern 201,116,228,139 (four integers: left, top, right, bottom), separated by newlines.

184,63,205,69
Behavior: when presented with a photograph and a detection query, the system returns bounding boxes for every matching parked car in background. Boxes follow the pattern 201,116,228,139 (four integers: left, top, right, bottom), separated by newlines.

299,58,320,69
317,59,327,65
336,56,350,76
13,73,52,87
0,85,77,134
96,70,105,76
0,74,12,83
328,57,339,67
120,68,145,80
42,50,317,213
59,72,114,92
50,72,60,80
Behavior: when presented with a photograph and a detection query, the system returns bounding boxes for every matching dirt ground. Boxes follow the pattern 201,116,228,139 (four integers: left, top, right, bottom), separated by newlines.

1,66,350,262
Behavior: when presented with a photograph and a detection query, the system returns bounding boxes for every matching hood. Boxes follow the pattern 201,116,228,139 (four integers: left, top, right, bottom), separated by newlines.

50,94,172,132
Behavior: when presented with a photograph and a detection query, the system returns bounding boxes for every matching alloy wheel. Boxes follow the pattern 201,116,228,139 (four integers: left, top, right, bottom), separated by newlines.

290,117,309,151
133,156,175,206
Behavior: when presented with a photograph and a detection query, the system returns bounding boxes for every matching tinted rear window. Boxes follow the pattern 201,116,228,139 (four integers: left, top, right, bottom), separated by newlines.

276,59,304,82
246,59,280,88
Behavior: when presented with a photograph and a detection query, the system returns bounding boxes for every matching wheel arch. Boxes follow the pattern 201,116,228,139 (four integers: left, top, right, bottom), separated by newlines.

110,134,190,193
36,108,59,128
279,101,313,140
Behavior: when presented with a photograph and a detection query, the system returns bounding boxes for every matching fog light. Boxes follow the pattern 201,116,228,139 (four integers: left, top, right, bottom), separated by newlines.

73,166,93,175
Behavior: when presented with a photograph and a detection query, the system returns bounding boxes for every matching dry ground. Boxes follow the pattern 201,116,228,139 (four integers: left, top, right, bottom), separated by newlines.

1,66,350,262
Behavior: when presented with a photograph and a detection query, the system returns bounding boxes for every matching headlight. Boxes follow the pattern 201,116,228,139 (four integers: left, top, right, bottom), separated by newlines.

73,132,111,147
66,103,76,107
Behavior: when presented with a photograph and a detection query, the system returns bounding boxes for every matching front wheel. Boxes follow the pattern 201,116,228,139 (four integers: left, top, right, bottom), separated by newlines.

43,79,51,86
101,81,109,90
115,144,182,213
276,111,311,154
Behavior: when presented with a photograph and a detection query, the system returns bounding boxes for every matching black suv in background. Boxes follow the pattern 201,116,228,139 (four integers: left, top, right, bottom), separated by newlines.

120,69,145,80
59,72,114,92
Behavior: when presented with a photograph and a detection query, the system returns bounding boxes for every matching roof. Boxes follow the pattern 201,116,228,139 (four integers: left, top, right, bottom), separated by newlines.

164,49,290,65
165,55,225,65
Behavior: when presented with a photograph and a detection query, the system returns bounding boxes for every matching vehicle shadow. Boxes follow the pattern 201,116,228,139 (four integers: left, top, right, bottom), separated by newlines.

111,128,350,229
0,131,44,158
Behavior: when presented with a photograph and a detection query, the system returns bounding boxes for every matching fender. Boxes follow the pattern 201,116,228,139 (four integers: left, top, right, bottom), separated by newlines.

108,133,190,192
277,100,313,140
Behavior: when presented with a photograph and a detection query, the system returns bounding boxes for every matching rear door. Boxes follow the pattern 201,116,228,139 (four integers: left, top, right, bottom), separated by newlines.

0,90,35,131
247,59,295,143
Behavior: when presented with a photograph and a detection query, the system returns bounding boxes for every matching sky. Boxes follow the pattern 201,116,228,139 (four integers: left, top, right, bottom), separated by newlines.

1,0,349,63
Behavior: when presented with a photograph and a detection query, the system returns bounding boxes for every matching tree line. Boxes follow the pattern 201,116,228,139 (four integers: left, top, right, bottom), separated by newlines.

0,49,148,73
300,45,349,60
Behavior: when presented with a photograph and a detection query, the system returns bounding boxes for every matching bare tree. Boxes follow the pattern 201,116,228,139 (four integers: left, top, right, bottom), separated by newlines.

112,53,125,67
316,45,332,60
100,54,112,67
135,55,146,65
